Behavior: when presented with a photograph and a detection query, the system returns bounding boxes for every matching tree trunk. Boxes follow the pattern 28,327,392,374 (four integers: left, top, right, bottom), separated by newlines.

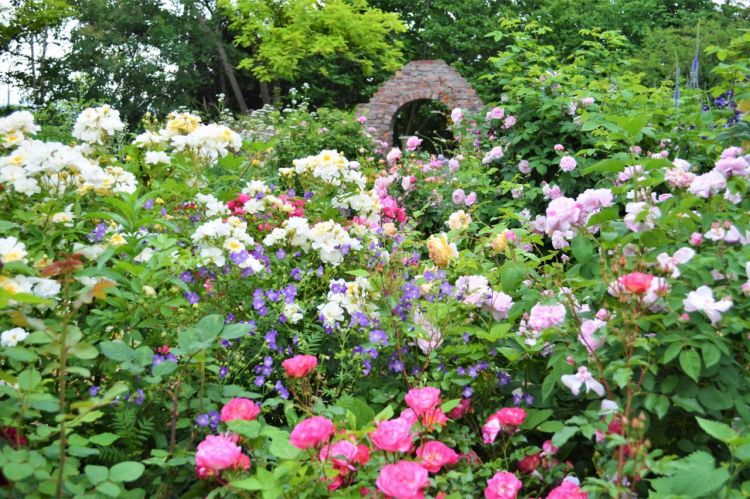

260,81,270,106
196,13,248,113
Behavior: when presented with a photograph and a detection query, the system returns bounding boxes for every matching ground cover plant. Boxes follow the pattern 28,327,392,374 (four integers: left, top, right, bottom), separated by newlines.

1,18,750,499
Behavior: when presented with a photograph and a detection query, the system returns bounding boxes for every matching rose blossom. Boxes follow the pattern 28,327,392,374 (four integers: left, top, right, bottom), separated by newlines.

195,434,250,479
320,439,359,471
282,354,318,377
376,461,429,499
405,387,441,415
464,191,477,206
559,156,577,172
484,471,523,499
528,303,566,331
554,144,565,152
416,441,459,473
518,160,531,174
370,417,413,452
406,136,423,151
547,480,587,498
451,108,464,125
427,233,458,268
387,148,403,164
619,272,654,294
290,416,335,449
220,397,261,422
452,189,466,204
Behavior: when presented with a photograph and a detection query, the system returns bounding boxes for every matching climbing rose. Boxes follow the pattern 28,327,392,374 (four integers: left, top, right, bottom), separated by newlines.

290,416,335,449
319,440,359,471
559,156,577,172
220,397,260,422
619,272,654,294
195,434,250,479
528,303,566,331
370,417,413,453
416,441,459,473
484,471,523,499
406,136,422,151
546,480,587,498
404,387,441,415
376,461,429,499
387,148,403,164
282,354,317,377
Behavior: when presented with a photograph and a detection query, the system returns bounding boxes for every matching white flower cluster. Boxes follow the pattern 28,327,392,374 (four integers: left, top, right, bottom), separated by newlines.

72,105,125,144
134,111,242,164
0,111,136,197
0,237,27,264
195,193,230,218
0,111,40,148
280,150,366,188
191,215,263,272
262,217,362,266
332,189,381,223
0,275,61,299
318,276,380,326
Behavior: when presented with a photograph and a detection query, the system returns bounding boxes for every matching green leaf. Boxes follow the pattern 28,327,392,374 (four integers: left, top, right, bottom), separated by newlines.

196,314,225,338
100,341,133,362
221,323,251,339
650,451,730,497
613,368,632,389
583,158,626,174
571,235,594,263
90,433,120,446
230,477,263,490
679,349,702,382
520,409,553,430
337,396,375,430
70,343,99,360
500,262,526,292
696,417,736,443
227,420,261,439
346,269,369,278
85,465,110,484
441,399,461,414
662,342,683,363
151,360,178,377
701,343,721,369
537,420,565,433
269,434,301,460
3,347,37,362
552,426,578,447
3,462,32,481
96,481,122,497
109,461,145,482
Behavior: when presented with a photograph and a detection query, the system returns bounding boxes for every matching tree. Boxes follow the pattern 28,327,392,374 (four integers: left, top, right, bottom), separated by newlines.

225,0,406,108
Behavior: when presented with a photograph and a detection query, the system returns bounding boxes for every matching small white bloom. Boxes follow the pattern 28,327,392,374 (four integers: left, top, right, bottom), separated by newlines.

683,285,733,324
561,366,605,397
1,327,29,347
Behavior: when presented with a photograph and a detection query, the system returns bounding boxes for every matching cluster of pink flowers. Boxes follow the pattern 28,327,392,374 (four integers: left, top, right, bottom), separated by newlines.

451,188,477,206
531,189,614,249
319,438,370,490
482,407,527,443
381,195,407,223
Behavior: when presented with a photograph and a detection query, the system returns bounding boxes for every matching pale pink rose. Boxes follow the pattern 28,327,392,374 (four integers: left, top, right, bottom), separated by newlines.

290,416,335,449
554,144,565,152
721,146,743,159
484,471,523,499
376,461,429,499
542,183,563,200
370,417,414,452
664,164,695,188
451,108,464,125
578,319,605,353
690,232,702,246
576,188,613,214
545,197,581,232
561,366,605,397
465,192,477,206
688,170,726,197
486,107,505,120
405,386,441,415
357,116,367,124
581,97,595,107
559,156,577,172
220,397,261,422
528,303,566,332
402,175,416,191
656,247,695,277
482,415,502,444
715,157,749,177
282,354,317,377
624,202,660,232
406,136,423,151
518,160,531,174
483,290,513,320
387,148,403,164
416,441,459,473
546,480,587,498
455,275,491,306
482,146,504,164
683,285,733,324
195,434,250,479
452,189,466,204
503,116,516,129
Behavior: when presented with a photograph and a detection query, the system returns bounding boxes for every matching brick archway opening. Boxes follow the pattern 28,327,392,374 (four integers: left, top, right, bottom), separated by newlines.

392,99,451,150
356,60,484,146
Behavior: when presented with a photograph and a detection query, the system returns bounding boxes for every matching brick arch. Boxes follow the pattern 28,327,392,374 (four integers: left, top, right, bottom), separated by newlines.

356,60,484,145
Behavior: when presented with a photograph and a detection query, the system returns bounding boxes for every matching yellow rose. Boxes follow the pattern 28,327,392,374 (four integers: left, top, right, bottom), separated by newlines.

491,233,508,253
427,233,458,268
447,210,471,230
382,222,397,237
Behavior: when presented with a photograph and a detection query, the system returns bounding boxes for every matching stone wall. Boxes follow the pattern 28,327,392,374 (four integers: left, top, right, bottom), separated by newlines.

356,60,484,145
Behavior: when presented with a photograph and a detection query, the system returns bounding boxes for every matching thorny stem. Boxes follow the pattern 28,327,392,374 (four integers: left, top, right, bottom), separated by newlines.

56,275,75,498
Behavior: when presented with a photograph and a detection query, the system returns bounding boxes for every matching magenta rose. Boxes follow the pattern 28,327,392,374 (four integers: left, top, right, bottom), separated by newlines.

220,397,261,423
546,480,587,499
289,416,335,449
282,354,318,378
376,460,429,499
496,407,526,427
416,441,459,473
320,440,359,472
194,434,250,479
484,471,522,499
404,386,441,416
370,417,413,453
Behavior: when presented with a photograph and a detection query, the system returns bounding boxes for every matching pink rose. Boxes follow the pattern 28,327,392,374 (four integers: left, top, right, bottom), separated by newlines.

503,115,516,129
447,398,471,419
416,441,459,473
195,434,250,479
451,108,464,125
290,416,335,449
546,480,587,498
282,354,317,377
370,417,413,452
405,387,441,415
559,156,577,172
464,192,477,206
399,408,419,426
528,303,566,332
220,397,261,422
518,160,531,174
452,189,466,205
387,148,403,164
715,157,749,177
320,440,359,471
554,144,565,152
496,407,526,427
420,407,448,429
484,471,523,499
483,415,502,444
619,272,654,294
376,461,429,499
406,136,423,151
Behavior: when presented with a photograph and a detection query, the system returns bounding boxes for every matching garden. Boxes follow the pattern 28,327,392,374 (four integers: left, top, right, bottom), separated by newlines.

2,1,750,498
